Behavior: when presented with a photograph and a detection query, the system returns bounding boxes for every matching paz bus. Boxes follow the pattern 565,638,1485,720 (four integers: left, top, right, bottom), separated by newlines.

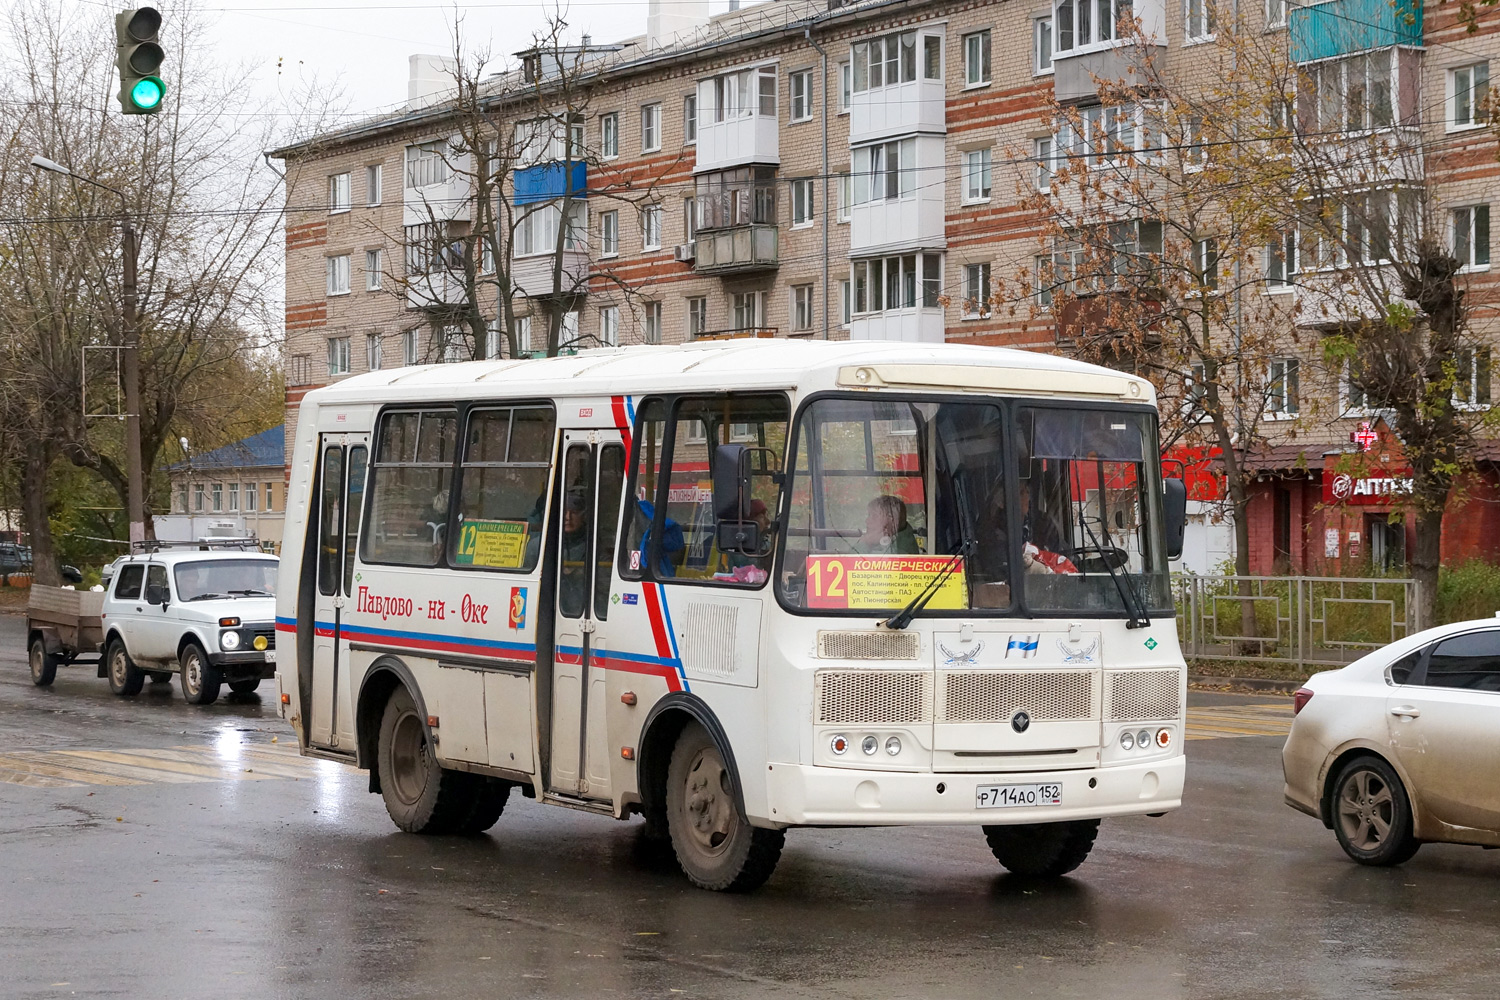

275,340,1189,891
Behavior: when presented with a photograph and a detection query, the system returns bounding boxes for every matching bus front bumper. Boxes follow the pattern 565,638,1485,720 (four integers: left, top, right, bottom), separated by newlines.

763,754,1185,827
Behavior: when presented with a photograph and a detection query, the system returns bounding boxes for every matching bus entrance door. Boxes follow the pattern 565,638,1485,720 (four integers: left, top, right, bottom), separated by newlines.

311,433,368,750
549,431,626,799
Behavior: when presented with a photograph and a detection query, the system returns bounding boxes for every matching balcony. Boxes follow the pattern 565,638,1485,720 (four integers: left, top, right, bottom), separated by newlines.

693,225,778,276
405,269,469,310
1050,0,1168,104
512,250,589,299
849,78,945,146
1290,0,1423,63
513,161,587,205
849,308,945,344
695,115,779,174
693,327,778,341
848,137,946,255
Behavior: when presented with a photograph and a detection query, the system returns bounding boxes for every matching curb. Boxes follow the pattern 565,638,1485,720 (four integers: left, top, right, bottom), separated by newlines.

1189,674,1304,694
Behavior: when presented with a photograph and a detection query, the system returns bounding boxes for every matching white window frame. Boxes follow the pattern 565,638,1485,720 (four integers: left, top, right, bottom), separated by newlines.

850,30,937,94
212,483,222,512
963,148,993,203
404,141,449,189
1265,232,1297,291
1193,237,1220,292
687,297,708,338
600,210,619,257
790,69,814,123
327,336,351,376
962,261,992,319
642,301,662,344
840,278,852,326
228,482,240,512
366,332,383,371
791,178,815,228
600,305,619,347
245,482,258,513
641,103,662,152
963,30,991,88
326,254,350,296
402,329,419,365
793,284,815,331
365,249,382,291
328,172,351,214
600,112,619,159
1185,0,1216,44
839,62,852,113
1034,136,1054,192
1034,16,1054,76
641,204,663,251
1053,0,1135,55
684,94,698,144
852,138,917,205
1265,357,1300,418
837,172,852,222
485,320,501,360
365,164,382,207
1448,62,1490,131
1265,0,1287,28
515,316,532,355
1453,204,1491,271
851,254,940,316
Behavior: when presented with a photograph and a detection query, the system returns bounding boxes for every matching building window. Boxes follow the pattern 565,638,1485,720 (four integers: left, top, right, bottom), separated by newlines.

962,262,991,318
514,202,586,256
852,30,935,92
1035,16,1053,74
683,197,697,242
853,138,915,204
1193,238,1220,291
687,297,708,338
365,249,382,291
509,316,529,355
600,306,619,347
643,302,662,344
326,254,350,296
601,112,619,158
964,30,991,87
402,329,419,365
327,336,351,375
1034,137,1054,191
367,332,383,370
1266,232,1298,289
328,172,350,213
702,65,778,123
732,291,765,330
683,94,697,143
485,321,501,360
1304,54,1395,133
641,103,661,152
1054,0,1136,54
852,254,942,315
211,483,223,512
1449,62,1489,129
175,484,187,513
1454,205,1491,269
837,172,852,222
228,483,240,512
1266,0,1287,28
840,279,851,325
963,148,992,202
793,284,815,331
246,482,258,512
404,141,448,188
1455,347,1493,405
790,70,813,122
641,204,662,250
194,483,205,512
791,178,815,227
365,164,382,206
265,482,277,512
1185,0,1216,42
839,62,851,111
600,210,619,256
1266,358,1300,416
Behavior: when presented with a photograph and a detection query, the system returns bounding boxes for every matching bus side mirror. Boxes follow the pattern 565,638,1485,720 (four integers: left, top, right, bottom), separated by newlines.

1163,477,1187,560
713,444,758,553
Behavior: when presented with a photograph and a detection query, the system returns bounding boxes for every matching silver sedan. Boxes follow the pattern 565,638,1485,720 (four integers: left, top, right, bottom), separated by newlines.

1283,617,1500,865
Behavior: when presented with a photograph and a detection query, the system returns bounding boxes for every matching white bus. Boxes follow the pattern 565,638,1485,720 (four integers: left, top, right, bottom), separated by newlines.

276,341,1189,891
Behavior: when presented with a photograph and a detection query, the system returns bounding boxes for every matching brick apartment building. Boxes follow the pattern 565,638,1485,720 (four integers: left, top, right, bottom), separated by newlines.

271,0,1499,576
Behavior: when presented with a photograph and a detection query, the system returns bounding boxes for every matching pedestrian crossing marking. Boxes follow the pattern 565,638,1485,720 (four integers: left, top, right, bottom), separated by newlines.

1186,703,1293,741
0,743,353,789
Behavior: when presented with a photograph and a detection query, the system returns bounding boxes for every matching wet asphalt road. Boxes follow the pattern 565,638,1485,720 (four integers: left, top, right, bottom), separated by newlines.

1,610,1498,1000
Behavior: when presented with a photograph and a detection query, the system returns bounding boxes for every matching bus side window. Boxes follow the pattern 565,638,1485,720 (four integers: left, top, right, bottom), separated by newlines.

621,399,668,580
363,409,458,567
451,405,556,572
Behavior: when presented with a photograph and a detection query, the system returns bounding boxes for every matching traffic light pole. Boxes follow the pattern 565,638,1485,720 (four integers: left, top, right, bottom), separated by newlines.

121,219,146,545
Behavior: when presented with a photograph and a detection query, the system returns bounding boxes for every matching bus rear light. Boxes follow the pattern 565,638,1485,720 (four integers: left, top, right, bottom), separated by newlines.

830,735,849,755
1155,728,1172,749
1293,688,1314,715
280,693,290,705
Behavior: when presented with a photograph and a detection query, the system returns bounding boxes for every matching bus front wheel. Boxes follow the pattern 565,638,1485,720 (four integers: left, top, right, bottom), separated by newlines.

665,722,783,891
376,686,474,835
982,819,1100,877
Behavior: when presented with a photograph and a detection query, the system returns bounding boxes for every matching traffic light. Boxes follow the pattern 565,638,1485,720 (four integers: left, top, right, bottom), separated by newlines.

114,7,165,115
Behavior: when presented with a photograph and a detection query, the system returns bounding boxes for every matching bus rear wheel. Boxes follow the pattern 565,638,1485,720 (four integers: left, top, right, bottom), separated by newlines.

983,819,1100,877
665,722,783,891
376,686,474,835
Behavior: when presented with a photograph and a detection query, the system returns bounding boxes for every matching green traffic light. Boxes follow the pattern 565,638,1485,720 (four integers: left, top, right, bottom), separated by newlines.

130,76,164,111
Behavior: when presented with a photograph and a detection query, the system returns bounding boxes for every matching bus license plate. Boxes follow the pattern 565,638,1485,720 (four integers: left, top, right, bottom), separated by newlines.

976,783,1062,809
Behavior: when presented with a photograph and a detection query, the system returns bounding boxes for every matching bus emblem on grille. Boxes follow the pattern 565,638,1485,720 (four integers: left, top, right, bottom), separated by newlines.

1012,711,1031,733
1057,638,1098,663
939,641,984,664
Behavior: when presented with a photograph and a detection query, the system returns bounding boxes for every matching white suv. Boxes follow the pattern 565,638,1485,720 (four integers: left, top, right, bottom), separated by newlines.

100,547,279,705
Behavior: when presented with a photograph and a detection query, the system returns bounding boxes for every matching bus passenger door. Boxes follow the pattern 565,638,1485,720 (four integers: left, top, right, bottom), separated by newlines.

311,434,368,750
550,432,626,799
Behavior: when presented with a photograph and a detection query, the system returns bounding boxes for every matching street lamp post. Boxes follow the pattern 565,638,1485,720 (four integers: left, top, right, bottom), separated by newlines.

30,155,148,546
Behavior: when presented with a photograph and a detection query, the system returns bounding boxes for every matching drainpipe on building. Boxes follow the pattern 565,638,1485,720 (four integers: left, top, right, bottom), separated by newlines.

806,26,831,340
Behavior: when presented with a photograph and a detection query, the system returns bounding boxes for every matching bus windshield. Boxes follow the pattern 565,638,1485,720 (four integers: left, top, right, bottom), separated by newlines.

776,397,1170,618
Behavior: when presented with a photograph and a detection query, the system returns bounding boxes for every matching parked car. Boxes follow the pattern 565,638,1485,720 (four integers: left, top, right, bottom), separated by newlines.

1283,617,1500,865
100,546,278,705
0,542,32,575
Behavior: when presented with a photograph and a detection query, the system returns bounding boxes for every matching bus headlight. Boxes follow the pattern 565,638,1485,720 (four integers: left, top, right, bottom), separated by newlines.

861,736,878,755
220,630,241,651
1136,729,1152,750
1119,730,1135,751
885,737,901,756
830,735,849,755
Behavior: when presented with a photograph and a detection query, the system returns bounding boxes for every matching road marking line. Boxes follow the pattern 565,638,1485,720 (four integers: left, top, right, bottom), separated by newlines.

0,766,86,788
0,743,356,789
0,753,149,786
1186,703,1293,741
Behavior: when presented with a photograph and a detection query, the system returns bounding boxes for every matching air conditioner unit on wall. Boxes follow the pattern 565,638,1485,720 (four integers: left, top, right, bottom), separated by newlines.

674,242,696,262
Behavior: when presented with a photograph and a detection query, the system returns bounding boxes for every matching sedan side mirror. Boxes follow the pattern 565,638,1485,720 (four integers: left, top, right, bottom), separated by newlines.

144,583,169,607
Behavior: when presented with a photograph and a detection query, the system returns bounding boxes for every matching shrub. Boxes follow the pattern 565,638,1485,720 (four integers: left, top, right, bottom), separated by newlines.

1435,561,1500,625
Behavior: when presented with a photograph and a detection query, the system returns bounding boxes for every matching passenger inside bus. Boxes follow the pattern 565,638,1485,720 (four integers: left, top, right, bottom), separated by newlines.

559,490,590,613
855,495,919,555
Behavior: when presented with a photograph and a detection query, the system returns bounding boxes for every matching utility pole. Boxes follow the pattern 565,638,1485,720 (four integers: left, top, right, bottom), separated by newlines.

121,220,146,544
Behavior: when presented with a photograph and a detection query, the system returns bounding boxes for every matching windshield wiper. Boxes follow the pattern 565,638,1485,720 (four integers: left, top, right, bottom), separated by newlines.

882,539,975,631
186,593,230,602
1075,513,1151,630
227,589,272,596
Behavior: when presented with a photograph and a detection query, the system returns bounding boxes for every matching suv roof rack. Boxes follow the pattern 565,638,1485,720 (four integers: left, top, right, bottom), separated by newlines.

130,536,262,553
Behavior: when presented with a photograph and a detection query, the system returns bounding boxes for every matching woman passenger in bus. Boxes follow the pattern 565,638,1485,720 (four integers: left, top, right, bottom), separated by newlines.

855,495,919,555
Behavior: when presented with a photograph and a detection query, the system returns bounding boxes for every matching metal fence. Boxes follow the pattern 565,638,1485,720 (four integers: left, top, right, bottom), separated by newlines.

1175,574,1422,672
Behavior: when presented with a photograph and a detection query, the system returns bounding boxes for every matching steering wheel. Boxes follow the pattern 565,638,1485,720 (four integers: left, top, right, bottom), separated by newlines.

1062,544,1129,571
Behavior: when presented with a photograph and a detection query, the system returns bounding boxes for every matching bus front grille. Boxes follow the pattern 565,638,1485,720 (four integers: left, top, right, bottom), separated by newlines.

939,671,1095,723
816,631,921,661
1106,670,1181,721
815,670,930,725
